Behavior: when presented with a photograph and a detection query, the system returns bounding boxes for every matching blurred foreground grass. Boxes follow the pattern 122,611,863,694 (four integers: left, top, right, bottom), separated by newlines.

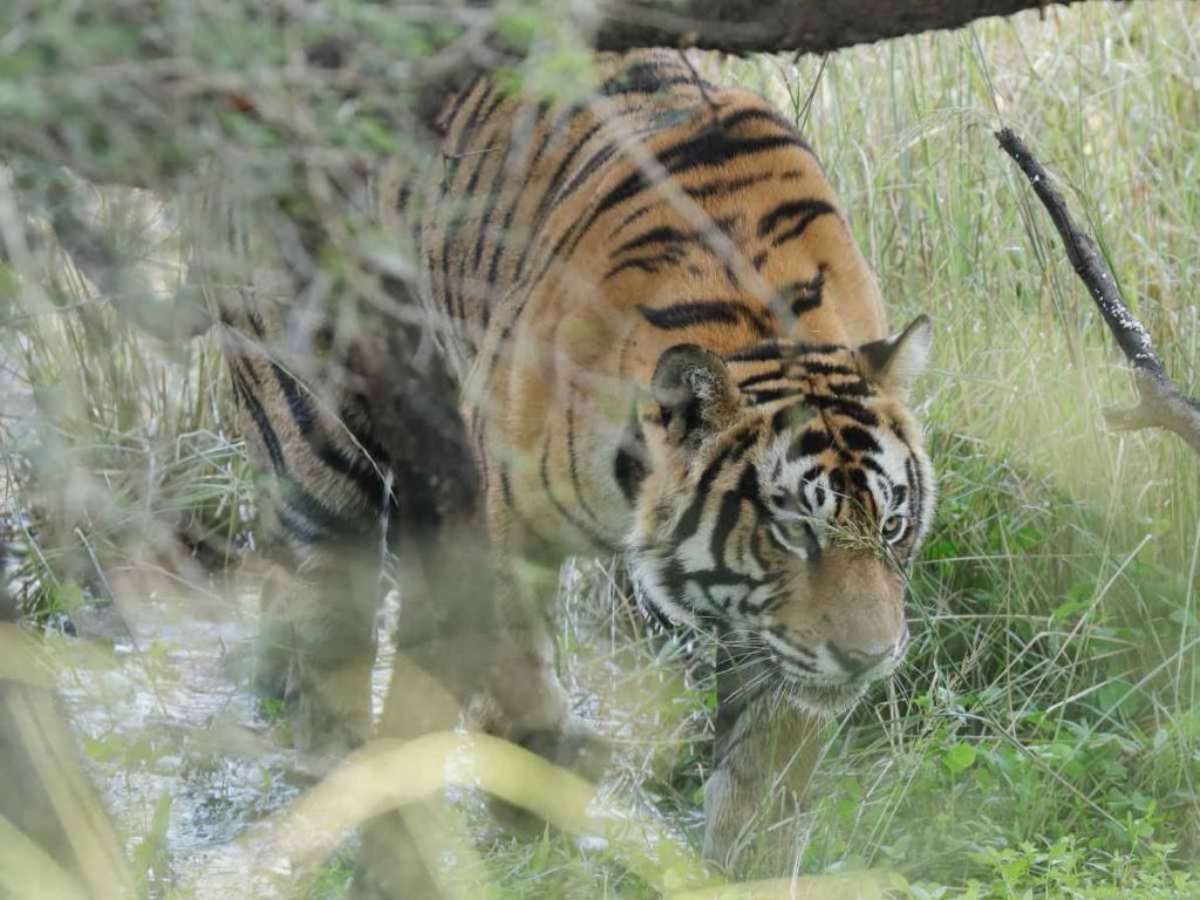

2,2,1200,897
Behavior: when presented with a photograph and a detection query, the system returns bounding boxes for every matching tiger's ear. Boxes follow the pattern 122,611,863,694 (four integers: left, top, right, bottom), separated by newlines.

651,344,739,447
859,315,933,400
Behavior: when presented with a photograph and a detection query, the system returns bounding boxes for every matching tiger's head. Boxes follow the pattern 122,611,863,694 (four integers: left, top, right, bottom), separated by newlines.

628,317,935,714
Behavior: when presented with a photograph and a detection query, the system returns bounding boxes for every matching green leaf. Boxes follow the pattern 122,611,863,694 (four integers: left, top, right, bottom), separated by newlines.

943,742,977,774
926,538,958,561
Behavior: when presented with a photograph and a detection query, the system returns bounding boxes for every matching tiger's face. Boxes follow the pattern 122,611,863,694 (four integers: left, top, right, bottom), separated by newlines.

628,318,934,714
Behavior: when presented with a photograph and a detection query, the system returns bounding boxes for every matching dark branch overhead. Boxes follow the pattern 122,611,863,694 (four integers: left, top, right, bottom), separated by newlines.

587,1,1101,54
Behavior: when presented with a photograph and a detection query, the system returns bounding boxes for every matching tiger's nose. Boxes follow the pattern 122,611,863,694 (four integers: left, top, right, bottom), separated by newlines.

827,641,898,680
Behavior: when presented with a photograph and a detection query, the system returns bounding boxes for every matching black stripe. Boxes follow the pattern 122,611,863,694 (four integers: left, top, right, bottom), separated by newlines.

860,455,889,478
539,434,618,552
637,301,772,337
270,362,385,505
276,505,319,545
738,369,788,390
511,120,606,282
605,254,683,280
717,106,799,139
671,431,755,543
686,172,774,200
808,394,879,427
778,267,826,316
743,387,790,405
442,201,470,323
757,199,836,242
485,99,556,287
441,82,502,322
232,369,286,476
557,142,619,207
318,436,386,510
725,342,784,362
270,362,314,432
476,90,508,135
905,454,924,545
767,628,818,669
800,361,859,376
601,61,694,96
472,134,517,274
829,378,872,398
614,408,647,505
607,203,659,239
841,425,881,454
564,116,806,272
453,81,497,154
441,75,484,134
565,406,605,528
615,224,692,256
709,491,743,570
464,127,520,330
790,429,831,460
712,465,764,568
280,479,371,539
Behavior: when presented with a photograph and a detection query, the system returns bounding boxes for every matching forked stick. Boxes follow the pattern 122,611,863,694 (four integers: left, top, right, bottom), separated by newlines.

995,127,1200,458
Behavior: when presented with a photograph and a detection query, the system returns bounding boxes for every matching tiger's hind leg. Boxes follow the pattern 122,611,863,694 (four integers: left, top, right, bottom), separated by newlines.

250,564,297,706
252,544,382,758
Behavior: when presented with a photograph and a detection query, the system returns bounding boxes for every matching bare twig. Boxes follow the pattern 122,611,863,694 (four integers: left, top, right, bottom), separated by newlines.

996,127,1200,459
677,49,720,115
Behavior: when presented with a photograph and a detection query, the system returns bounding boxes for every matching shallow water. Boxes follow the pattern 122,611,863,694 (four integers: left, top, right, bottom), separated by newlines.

51,579,404,892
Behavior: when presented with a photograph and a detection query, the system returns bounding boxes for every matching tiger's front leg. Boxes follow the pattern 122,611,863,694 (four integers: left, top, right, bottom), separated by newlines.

702,645,825,874
354,542,600,899
468,555,601,774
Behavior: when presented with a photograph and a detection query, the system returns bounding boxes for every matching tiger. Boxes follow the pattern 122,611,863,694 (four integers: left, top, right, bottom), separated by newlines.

207,48,936,878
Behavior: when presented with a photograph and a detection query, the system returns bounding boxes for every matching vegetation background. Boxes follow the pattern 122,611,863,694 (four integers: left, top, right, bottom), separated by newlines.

1,1,1198,897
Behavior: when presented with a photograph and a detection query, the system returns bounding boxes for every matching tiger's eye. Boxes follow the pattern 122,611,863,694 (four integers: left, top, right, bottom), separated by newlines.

881,515,905,542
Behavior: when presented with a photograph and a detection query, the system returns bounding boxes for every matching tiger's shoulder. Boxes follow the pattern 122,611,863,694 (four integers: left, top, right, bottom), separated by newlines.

419,49,888,373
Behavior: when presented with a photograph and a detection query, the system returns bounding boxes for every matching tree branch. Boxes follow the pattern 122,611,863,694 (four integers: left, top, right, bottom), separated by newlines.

589,0,1099,54
995,126,1200,458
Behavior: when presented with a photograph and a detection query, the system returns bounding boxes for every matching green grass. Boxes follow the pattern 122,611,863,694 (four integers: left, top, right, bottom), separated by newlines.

2,2,1200,897
711,4,1200,894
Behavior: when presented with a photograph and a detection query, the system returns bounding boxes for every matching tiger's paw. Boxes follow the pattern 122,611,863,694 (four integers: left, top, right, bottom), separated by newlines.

462,691,611,838
463,690,609,779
